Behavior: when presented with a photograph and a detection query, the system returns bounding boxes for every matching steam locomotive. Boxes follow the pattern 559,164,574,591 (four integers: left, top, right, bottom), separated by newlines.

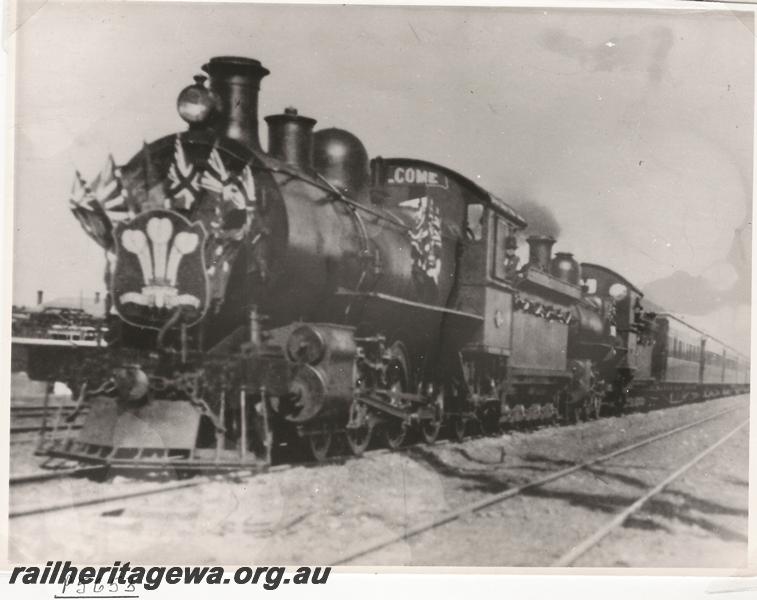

25,56,749,469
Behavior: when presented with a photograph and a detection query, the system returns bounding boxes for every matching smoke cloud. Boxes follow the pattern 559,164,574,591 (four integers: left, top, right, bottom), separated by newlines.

508,197,562,238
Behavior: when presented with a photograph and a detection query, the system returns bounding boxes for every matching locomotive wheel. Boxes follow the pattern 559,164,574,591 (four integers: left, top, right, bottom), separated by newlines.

382,344,409,450
587,395,602,420
571,403,583,424
307,430,332,462
421,393,444,445
481,404,502,435
452,416,466,442
382,419,407,450
593,395,603,419
346,400,373,457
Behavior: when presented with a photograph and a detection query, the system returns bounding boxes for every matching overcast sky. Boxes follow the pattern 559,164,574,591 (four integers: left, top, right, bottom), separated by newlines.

11,2,754,352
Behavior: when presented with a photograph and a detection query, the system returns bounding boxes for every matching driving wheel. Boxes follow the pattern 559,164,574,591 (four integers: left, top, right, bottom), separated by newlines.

307,429,332,462
346,399,373,456
421,392,444,445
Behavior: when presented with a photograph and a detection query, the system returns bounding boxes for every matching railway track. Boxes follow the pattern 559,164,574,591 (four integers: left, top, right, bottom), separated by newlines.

11,404,84,415
8,437,437,514
11,424,83,435
331,403,747,564
9,473,241,519
9,465,108,486
9,403,743,529
549,418,749,566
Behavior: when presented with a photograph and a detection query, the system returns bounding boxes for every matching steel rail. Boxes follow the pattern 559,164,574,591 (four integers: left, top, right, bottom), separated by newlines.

332,404,745,564
10,465,108,486
9,470,257,519
11,406,83,414
11,424,83,435
550,418,749,567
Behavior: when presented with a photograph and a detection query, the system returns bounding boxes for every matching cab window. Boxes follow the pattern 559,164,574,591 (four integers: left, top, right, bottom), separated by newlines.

492,216,518,281
466,203,484,241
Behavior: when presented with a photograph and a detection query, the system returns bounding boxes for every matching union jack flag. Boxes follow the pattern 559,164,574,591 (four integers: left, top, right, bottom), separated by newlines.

166,136,203,211
90,154,133,223
200,147,256,229
69,170,112,249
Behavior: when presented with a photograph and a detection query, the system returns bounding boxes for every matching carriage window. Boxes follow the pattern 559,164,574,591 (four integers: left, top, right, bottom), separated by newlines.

466,203,484,241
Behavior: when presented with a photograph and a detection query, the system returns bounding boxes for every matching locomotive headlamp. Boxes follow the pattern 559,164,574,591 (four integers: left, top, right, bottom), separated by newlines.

177,75,217,125
608,283,629,301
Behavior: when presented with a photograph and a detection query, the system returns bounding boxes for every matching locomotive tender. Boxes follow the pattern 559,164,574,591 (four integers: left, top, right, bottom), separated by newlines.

26,56,749,469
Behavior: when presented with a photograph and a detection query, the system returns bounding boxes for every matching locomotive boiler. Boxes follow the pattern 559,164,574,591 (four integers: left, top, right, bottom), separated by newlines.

25,55,747,471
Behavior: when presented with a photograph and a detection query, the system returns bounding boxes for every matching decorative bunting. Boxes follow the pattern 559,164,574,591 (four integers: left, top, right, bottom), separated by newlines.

398,195,442,285
513,295,572,324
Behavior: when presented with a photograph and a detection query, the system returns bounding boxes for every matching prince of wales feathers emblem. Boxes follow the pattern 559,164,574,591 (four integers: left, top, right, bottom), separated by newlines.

112,210,208,328
68,136,259,328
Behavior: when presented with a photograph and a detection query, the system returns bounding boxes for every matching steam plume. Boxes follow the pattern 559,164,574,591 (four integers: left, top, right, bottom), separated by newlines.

509,197,561,238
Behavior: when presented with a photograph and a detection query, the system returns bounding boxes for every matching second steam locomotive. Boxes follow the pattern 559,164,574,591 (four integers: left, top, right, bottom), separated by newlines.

26,56,749,468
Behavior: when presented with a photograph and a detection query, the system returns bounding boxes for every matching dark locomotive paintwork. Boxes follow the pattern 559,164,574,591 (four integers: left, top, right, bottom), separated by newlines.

26,55,749,469
265,108,317,170
204,56,269,150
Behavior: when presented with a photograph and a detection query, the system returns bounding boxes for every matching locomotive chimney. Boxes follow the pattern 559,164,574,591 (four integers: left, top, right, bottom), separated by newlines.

202,56,270,150
526,235,555,271
265,107,317,170
36,290,43,305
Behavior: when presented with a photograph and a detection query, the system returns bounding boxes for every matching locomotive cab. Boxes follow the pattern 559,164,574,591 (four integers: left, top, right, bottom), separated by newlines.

454,191,585,425
578,263,656,410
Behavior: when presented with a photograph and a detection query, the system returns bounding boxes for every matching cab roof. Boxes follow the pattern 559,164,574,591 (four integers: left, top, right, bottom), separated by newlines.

580,262,643,296
380,157,527,227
